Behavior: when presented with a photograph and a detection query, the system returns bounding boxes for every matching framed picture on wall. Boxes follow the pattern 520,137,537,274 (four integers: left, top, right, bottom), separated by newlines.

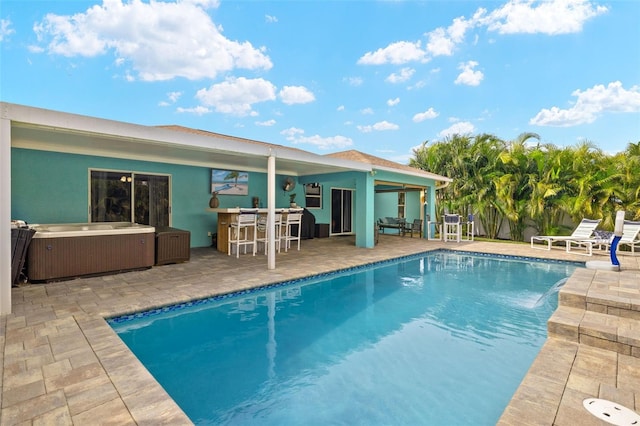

211,169,249,195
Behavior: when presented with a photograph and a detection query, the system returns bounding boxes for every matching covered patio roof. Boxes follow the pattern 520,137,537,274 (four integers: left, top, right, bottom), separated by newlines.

6,103,371,176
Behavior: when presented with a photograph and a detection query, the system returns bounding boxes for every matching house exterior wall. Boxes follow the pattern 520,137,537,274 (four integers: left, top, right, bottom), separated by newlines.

12,148,281,247
10,148,360,248
375,192,399,219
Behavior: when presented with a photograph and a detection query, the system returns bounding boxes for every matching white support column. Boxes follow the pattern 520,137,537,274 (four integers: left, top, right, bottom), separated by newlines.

267,154,276,270
1,116,12,314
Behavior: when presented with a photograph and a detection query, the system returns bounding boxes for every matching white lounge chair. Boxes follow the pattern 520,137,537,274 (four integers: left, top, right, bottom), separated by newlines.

569,220,640,256
530,218,601,251
617,220,640,253
566,230,613,256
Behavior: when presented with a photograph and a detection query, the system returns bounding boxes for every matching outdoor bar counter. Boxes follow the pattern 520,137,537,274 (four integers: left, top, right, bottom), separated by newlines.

207,208,295,254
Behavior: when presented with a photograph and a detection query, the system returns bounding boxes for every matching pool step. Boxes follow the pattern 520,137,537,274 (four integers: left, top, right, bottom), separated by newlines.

547,269,640,357
548,307,640,357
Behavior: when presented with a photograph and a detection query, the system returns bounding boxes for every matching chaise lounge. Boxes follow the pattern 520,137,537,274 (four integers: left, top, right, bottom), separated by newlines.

530,218,601,252
567,220,640,255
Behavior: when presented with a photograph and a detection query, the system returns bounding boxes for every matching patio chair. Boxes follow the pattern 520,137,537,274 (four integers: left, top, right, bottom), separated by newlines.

530,218,601,251
569,220,640,256
404,219,423,238
256,210,284,255
283,209,303,251
443,214,461,242
616,220,640,253
228,208,258,257
566,230,613,256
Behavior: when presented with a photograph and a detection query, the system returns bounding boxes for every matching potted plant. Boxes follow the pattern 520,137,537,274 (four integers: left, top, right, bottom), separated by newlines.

289,193,297,207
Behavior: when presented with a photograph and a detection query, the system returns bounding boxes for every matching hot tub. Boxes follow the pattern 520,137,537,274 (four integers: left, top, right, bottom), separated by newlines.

27,222,155,282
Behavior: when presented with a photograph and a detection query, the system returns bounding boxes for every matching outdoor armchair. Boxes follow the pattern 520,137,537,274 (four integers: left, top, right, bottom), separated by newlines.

404,219,423,238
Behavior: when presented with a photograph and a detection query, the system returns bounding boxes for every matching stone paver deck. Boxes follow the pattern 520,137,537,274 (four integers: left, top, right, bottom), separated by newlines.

2,236,639,424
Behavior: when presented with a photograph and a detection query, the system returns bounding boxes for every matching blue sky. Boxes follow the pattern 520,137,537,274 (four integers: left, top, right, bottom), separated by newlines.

1,0,639,163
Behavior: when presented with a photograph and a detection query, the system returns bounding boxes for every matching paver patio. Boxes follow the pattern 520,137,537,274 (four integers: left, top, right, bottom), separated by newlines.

2,236,639,424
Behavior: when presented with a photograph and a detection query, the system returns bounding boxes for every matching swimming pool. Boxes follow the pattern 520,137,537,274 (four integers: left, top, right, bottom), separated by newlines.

110,251,580,425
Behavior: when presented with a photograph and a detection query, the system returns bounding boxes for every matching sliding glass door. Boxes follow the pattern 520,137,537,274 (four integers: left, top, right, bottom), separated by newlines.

90,170,170,226
331,188,353,235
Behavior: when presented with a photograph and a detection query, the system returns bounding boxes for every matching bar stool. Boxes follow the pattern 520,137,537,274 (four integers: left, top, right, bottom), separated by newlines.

283,209,303,251
462,214,474,241
228,208,258,257
443,214,461,242
256,210,283,254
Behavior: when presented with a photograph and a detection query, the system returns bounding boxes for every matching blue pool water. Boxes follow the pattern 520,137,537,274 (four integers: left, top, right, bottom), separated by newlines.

110,251,579,425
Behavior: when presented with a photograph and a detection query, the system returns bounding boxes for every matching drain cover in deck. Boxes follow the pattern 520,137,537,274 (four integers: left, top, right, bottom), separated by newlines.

583,398,640,425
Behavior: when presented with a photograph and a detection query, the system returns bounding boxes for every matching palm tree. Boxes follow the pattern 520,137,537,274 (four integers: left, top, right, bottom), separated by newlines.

224,171,240,187
410,134,640,240
495,132,539,241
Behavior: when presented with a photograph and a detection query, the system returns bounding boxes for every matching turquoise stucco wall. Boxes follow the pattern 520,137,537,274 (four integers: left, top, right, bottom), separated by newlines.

12,148,438,247
375,192,398,219
10,148,295,247
298,171,359,227
11,148,215,247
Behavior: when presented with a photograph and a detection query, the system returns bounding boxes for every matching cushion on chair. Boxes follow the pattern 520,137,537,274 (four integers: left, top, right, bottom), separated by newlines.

593,230,614,243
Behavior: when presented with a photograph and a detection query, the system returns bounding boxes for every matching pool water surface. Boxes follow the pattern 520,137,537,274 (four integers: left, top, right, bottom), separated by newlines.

110,251,579,425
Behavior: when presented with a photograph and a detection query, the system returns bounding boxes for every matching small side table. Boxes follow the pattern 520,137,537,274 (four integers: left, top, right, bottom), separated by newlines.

155,227,191,265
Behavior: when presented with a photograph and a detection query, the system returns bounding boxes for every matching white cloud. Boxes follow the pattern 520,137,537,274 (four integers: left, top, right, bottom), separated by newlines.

386,67,415,84
279,86,315,105
361,107,374,115
281,127,304,139
408,80,427,90
358,41,427,65
265,15,278,23
168,91,182,103
195,77,276,116
480,0,608,35
256,119,276,126
373,121,399,131
387,98,400,107
413,108,439,122
357,121,400,133
176,105,212,115
337,105,345,111
32,0,272,81
530,81,640,127
358,0,606,71
439,121,475,137
0,19,15,42
159,91,182,106
344,76,363,86
425,28,455,56
280,127,353,150
425,16,474,57
454,61,483,86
